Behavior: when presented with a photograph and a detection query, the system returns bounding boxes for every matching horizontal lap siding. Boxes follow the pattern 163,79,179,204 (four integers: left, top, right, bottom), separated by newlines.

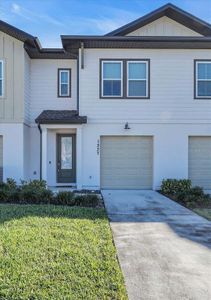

100,136,153,189
189,137,211,189
79,49,211,123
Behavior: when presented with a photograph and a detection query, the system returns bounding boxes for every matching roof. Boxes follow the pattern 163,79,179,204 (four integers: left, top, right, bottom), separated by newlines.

0,19,37,46
0,19,76,59
35,110,87,124
106,3,211,36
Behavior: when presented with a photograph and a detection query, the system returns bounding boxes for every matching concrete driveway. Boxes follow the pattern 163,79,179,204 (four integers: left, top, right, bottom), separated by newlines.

102,190,211,300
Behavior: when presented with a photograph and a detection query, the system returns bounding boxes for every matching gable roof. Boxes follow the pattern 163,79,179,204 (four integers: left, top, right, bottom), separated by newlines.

106,3,211,37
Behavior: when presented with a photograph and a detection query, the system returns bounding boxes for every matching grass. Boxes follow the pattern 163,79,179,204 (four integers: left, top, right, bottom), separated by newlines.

193,208,211,221
0,204,127,300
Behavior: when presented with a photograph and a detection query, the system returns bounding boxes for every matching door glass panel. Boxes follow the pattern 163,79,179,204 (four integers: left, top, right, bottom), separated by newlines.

61,137,72,169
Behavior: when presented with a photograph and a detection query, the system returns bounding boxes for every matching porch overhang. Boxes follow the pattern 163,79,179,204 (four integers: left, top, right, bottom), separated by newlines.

35,110,87,125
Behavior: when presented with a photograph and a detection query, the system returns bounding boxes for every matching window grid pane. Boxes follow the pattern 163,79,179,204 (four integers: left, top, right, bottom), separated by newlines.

0,62,2,79
128,62,147,80
103,62,121,79
128,80,147,97
196,62,211,97
102,61,122,96
59,69,70,96
60,71,69,84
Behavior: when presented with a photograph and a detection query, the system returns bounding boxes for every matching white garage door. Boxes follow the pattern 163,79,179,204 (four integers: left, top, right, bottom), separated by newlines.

189,137,211,189
0,136,2,182
100,136,153,189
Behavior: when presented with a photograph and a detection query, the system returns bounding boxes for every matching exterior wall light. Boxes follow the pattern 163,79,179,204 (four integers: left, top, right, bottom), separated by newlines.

124,122,131,130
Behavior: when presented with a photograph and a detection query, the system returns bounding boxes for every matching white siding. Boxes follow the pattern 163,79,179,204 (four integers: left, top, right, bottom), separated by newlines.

79,48,211,123
127,16,202,36
24,52,31,124
0,32,25,122
0,123,25,182
30,59,77,124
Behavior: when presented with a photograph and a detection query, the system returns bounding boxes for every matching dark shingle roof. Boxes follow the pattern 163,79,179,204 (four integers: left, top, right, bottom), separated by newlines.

35,110,87,124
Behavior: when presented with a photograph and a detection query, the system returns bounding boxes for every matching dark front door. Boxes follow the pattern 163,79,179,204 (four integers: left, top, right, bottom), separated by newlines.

57,134,76,183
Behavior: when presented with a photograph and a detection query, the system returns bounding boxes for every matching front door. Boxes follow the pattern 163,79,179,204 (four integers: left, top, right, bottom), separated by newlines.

57,134,76,183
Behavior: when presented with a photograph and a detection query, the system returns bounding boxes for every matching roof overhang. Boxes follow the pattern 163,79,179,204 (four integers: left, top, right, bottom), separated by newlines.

62,35,211,54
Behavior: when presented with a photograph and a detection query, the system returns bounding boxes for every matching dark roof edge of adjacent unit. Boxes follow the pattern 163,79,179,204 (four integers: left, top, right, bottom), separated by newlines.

0,19,77,59
105,3,211,37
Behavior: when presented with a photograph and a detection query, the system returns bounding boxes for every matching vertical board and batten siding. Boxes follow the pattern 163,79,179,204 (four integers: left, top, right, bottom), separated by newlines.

79,48,211,123
24,52,31,124
189,137,211,189
100,136,153,189
126,16,202,36
30,59,77,124
0,136,2,182
0,32,24,122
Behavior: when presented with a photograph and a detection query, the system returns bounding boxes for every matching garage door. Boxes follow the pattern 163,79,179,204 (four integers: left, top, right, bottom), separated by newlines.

0,136,2,182
189,137,211,189
100,136,153,189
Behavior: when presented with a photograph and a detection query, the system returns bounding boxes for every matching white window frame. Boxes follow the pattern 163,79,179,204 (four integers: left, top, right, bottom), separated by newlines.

58,69,70,97
127,60,148,98
195,61,211,99
101,60,123,98
0,60,4,98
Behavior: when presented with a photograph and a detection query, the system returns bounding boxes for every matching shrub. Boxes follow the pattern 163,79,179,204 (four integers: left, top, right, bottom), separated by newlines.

56,191,75,206
161,179,191,195
74,194,99,207
175,185,210,208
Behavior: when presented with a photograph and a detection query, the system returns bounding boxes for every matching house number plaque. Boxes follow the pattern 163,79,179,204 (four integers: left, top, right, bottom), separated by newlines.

97,139,100,155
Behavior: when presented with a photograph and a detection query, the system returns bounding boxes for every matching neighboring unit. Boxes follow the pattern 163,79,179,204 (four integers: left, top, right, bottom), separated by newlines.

1,3,211,190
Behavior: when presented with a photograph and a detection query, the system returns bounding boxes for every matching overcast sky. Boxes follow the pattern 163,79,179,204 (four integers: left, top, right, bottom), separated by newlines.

0,0,211,47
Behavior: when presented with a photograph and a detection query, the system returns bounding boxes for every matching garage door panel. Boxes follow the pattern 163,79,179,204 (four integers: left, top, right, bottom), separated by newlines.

189,137,211,189
101,136,153,189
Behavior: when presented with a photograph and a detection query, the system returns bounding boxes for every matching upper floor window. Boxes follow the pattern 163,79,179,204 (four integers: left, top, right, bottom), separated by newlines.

195,61,211,99
127,61,148,98
0,61,3,97
101,61,123,97
58,69,71,97
100,59,149,99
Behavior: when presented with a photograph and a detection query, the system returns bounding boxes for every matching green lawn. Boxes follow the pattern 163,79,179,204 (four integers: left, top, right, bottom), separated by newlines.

0,204,127,300
193,208,211,221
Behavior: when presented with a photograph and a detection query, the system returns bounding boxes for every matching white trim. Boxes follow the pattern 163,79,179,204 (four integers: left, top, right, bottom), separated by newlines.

101,60,123,98
196,61,211,98
0,60,4,98
127,60,148,98
59,69,70,97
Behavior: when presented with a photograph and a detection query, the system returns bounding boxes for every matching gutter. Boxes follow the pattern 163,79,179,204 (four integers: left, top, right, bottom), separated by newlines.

37,123,42,180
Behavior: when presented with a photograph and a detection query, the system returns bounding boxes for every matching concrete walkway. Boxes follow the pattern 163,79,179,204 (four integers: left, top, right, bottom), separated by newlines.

102,190,211,300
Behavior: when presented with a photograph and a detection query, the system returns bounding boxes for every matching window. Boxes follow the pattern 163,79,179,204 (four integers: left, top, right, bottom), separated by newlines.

0,61,3,97
100,59,150,99
195,61,211,98
101,61,122,97
127,61,148,97
58,69,71,97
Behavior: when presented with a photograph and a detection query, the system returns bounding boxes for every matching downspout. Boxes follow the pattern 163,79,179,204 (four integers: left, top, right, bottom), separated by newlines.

38,123,42,180
77,55,79,112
